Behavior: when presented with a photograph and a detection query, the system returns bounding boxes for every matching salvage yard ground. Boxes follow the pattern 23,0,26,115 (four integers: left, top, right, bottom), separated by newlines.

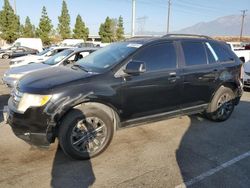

0,59,250,188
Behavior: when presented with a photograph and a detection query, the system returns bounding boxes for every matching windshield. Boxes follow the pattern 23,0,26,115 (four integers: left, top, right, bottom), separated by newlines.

76,42,142,73
37,48,50,56
44,49,73,65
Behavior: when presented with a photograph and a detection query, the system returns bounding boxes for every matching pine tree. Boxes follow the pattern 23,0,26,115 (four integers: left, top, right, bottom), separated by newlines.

58,0,71,39
99,17,116,43
0,0,20,43
36,6,53,45
116,16,125,41
22,16,35,38
73,15,89,41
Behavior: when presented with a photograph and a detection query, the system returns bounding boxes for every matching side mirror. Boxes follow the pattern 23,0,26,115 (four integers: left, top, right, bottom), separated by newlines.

124,60,146,75
239,56,245,63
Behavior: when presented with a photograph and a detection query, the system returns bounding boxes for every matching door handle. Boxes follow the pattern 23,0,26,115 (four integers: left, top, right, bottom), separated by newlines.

168,72,179,82
213,69,219,72
169,72,176,77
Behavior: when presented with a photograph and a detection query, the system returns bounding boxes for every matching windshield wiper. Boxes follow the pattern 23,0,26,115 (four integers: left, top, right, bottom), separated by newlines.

71,64,89,72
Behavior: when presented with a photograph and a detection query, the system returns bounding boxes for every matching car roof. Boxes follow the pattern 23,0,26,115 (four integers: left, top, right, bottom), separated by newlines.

125,34,215,45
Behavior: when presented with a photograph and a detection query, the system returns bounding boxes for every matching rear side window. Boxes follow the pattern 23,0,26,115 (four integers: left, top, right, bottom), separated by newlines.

133,42,177,71
182,42,207,66
205,42,218,64
209,42,234,62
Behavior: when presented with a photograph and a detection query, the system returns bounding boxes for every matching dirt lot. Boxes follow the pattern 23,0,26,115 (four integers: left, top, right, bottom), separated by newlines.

0,59,250,188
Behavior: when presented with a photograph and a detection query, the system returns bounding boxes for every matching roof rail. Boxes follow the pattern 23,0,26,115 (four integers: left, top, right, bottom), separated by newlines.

162,33,212,39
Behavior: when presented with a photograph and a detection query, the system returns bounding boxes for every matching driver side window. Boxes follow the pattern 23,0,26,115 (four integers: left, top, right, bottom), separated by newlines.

132,42,177,72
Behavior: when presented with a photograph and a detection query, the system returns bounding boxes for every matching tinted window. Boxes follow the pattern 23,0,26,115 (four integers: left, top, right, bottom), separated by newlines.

132,43,177,71
209,42,234,62
182,42,207,66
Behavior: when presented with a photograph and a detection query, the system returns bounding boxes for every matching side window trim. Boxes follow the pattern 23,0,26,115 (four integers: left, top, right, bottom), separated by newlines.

205,42,219,62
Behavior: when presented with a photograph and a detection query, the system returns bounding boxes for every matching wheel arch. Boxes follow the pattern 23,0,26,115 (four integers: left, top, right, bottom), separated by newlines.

211,82,238,103
58,101,121,132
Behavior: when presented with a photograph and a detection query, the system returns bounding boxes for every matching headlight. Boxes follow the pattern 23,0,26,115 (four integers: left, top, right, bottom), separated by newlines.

18,93,52,113
8,74,23,79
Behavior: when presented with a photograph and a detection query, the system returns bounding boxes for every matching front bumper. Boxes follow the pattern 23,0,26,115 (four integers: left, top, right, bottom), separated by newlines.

7,98,55,147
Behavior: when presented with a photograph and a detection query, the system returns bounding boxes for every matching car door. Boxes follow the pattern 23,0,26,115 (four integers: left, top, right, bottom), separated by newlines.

180,41,223,109
120,42,182,121
12,47,26,58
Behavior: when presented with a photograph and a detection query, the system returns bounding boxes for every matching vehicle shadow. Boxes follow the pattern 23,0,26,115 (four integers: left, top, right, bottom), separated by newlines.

176,101,250,187
50,145,95,188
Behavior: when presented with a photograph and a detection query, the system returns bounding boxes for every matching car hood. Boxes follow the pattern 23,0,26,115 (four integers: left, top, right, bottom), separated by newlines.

18,66,96,93
244,61,250,73
6,63,51,75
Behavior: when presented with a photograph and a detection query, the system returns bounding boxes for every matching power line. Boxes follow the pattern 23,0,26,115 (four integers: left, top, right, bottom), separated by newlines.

240,9,247,41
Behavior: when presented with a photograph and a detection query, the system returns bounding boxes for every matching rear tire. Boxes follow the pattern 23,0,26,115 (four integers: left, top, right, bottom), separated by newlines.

2,54,10,59
58,107,114,160
206,86,235,122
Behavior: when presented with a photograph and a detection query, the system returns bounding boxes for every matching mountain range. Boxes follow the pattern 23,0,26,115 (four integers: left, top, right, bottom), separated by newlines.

136,15,250,36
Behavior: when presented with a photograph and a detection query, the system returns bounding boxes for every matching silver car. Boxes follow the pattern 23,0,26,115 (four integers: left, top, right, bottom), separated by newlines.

2,47,98,88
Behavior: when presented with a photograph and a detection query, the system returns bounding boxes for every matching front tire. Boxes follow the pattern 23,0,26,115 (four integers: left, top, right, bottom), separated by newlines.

206,86,235,122
58,108,114,160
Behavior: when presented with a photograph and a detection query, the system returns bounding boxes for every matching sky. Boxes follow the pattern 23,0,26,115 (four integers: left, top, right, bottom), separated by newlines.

0,0,249,35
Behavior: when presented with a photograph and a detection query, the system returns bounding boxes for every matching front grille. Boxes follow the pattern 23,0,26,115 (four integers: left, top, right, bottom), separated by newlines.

11,88,23,108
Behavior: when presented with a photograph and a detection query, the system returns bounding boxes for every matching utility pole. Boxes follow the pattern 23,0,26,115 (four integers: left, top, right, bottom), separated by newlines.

240,10,247,41
131,0,136,37
167,0,171,33
136,16,148,35
13,0,17,14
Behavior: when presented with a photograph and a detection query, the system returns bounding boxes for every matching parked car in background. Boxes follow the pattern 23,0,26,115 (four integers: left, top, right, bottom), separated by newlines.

2,47,98,88
5,34,243,160
227,42,250,62
0,46,38,59
243,60,250,89
13,38,43,52
59,39,85,46
74,42,95,48
9,46,73,68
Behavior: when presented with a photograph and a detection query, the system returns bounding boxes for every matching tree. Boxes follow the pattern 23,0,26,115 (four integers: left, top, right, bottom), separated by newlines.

116,16,125,41
58,0,71,39
22,16,35,38
73,15,89,41
36,6,53,45
99,17,116,43
0,0,20,43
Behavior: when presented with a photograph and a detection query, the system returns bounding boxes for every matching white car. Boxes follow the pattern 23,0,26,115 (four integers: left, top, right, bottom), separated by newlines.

3,47,98,88
243,60,250,88
9,46,72,68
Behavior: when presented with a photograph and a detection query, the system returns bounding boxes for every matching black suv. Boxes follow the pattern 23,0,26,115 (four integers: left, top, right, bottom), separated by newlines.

6,34,243,160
